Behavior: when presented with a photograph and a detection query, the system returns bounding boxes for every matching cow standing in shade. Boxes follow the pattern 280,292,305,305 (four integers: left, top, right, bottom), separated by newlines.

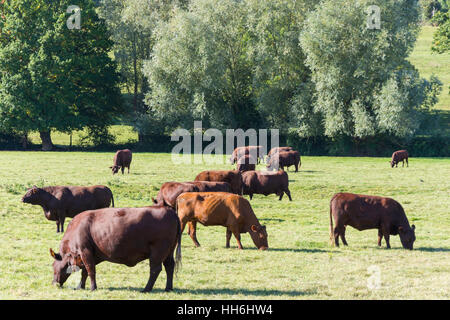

242,170,292,201
390,150,409,168
195,170,243,195
49,206,182,292
267,150,301,172
22,185,114,233
236,154,257,172
110,149,132,175
176,192,268,250
329,193,416,249
266,147,293,163
230,146,265,164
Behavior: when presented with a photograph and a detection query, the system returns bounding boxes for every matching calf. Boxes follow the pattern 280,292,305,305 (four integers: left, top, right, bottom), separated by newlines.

329,193,416,249
390,150,409,168
22,185,114,233
236,154,257,172
110,149,132,174
176,192,268,250
267,150,301,172
266,147,293,163
195,170,243,195
49,206,182,292
242,170,292,201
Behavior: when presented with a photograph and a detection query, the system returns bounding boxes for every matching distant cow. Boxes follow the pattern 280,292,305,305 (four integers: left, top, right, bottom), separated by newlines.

267,150,301,172
110,149,132,175
230,146,264,164
152,181,232,208
329,193,416,250
390,150,409,168
195,170,243,195
242,170,292,201
236,154,256,172
49,206,181,292
22,185,114,233
266,147,293,163
176,192,268,250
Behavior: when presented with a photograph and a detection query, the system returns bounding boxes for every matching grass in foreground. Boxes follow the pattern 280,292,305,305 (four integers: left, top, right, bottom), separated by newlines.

0,152,448,300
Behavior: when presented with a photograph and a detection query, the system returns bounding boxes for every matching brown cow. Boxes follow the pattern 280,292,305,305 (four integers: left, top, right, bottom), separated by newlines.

267,150,301,172
266,147,293,163
230,146,264,164
236,154,257,172
49,206,182,292
152,181,232,208
195,170,243,195
176,192,268,250
22,185,114,233
390,150,409,168
110,149,132,175
242,170,292,201
329,193,416,250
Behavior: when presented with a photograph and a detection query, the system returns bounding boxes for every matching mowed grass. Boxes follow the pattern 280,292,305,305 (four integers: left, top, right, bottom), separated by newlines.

0,152,448,300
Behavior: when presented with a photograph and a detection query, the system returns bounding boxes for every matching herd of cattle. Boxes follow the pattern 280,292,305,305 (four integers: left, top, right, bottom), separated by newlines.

20,147,415,292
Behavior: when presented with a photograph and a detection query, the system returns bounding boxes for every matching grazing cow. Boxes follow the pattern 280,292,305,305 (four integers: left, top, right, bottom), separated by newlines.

267,150,301,172
266,147,293,163
329,193,416,250
195,170,243,195
49,206,182,292
242,170,292,201
230,146,264,164
390,150,409,168
236,154,257,172
110,149,132,175
176,192,268,250
152,181,232,208
22,185,114,233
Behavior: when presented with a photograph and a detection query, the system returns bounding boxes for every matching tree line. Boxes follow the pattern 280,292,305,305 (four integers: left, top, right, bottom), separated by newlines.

0,0,448,153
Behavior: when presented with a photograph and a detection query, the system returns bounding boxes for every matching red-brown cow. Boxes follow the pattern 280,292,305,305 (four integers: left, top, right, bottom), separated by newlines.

49,206,182,292
266,147,293,163
229,146,264,164
267,150,301,172
194,170,243,195
176,192,268,250
390,150,409,168
242,170,292,201
110,149,132,175
22,185,114,233
236,154,257,172
329,193,416,250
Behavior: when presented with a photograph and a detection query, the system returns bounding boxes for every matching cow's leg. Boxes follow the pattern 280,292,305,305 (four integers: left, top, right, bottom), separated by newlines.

402,160,405,167
249,193,253,200
189,221,201,247
340,227,348,246
406,158,409,167
76,268,88,290
285,188,292,201
226,228,232,248
163,255,175,292
295,163,298,172
278,191,284,201
381,225,391,249
56,220,60,233
231,226,243,250
121,166,125,174
80,250,97,291
143,260,163,292
378,229,383,247
128,165,130,174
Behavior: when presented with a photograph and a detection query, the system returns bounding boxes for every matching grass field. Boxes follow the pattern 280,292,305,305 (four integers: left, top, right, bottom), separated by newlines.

0,152,448,300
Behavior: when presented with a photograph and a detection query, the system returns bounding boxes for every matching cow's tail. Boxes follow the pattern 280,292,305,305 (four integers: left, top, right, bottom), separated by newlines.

110,191,115,208
329,198,334,246
174,201,182,275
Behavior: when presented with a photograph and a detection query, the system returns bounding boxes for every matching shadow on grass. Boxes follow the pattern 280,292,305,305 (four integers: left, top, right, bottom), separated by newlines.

237,247,331,253
105,286,315,297
416,247,450,252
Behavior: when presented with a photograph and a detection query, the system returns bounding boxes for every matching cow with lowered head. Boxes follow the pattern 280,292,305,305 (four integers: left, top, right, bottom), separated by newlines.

242,170,292,201
329,193,416,249
390,150,409,168
22,185,114,233
110,149,132,175
49,206,182,292
267,150,301,172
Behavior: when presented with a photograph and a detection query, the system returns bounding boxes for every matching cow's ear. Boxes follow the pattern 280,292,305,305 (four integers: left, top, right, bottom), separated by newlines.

251,225,259,232
50,248,62,261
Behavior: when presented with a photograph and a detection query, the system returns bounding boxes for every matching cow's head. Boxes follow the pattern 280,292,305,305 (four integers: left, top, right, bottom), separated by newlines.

250,225,268,250
110,165,120,175
50,248,71,287
399,225,416,250
22,186,44,204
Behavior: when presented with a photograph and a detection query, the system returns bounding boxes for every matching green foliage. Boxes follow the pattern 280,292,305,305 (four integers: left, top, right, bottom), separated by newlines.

0,0,123,147
432,18,450,53
421,0,444,20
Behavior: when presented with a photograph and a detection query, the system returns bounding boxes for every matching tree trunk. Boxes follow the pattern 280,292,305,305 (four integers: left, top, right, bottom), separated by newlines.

21,133,28,149
39,130,54,151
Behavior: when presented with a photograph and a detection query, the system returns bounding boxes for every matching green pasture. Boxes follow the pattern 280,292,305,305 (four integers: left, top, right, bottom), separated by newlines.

0,152,448,300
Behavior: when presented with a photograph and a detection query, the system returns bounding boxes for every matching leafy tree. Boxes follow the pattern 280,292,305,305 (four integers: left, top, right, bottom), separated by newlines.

0,0,122,150
432,17,450,53
300,0,441,138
